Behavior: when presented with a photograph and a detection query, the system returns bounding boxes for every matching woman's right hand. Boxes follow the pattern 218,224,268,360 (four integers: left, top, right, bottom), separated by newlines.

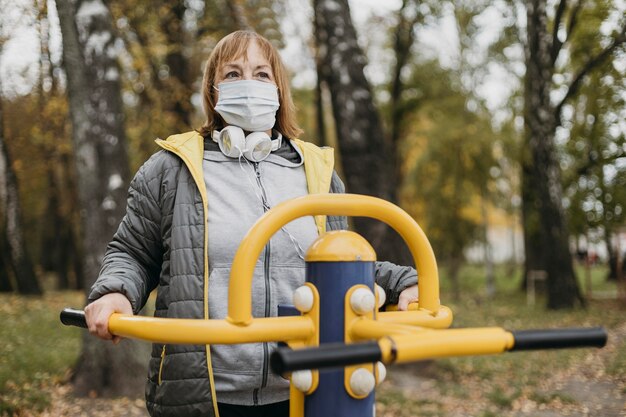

84,292,133,344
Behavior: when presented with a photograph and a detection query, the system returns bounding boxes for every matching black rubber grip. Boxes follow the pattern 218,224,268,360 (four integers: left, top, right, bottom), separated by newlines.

511,327,607,351
270,341,382,374
60,308,87,329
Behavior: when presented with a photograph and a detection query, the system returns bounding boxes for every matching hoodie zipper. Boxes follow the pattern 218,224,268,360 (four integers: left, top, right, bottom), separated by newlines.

253,162,271,405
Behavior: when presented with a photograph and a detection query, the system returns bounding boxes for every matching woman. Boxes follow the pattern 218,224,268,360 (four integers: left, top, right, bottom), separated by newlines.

85,30,418,417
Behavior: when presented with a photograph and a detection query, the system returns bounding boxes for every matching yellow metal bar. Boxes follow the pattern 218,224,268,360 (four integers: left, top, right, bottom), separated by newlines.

289,383,304,417
227,194,440,325
344,285,376,399
378,305,453,329
378,328,515,364
108,314,314,345
349,318,427,340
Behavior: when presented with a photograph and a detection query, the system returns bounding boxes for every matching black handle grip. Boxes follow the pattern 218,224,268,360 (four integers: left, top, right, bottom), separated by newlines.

60,308,87,329
270,341,382,374
511,327,607,351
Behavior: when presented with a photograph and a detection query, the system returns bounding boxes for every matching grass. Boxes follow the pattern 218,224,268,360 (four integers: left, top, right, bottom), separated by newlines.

529,391,577,405
377,388,445,417
607,338,626,377
0,291,83,415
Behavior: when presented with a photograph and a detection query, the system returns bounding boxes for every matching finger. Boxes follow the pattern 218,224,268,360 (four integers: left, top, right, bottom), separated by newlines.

95,317,113,340
398,297,409,311
84,308,98,335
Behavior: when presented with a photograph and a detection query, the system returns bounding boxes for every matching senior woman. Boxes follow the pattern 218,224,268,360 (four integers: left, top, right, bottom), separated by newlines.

84,30,418,417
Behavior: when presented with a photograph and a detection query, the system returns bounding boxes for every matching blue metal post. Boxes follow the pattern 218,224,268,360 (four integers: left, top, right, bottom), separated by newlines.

303,231,376,417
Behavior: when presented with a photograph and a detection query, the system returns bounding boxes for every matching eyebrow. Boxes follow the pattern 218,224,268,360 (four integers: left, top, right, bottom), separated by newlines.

223,63,272,71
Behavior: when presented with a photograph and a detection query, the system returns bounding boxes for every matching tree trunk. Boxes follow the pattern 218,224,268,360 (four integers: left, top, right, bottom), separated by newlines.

161,2,193,130
0,84,41,295
56,0,147,396
523,0,582,309
226,0,251,30
448,255,461,303
481,193,495,299
389,0,420,149
62,151,86,290
37,0,81,289
40,163,66,287
0,233,13,292
313,0,411,265
314,63,328,146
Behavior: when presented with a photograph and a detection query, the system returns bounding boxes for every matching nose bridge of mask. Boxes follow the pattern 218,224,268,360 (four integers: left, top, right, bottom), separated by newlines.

217,79,278,97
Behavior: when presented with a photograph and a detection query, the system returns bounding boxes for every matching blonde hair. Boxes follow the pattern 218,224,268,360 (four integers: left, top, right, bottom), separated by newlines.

198,31,303,139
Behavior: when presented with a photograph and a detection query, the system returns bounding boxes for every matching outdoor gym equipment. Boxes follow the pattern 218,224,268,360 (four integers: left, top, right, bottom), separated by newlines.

61,194,607,417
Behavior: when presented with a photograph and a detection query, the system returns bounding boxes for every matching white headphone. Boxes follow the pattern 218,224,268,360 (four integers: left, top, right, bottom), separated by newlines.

212,126,282,162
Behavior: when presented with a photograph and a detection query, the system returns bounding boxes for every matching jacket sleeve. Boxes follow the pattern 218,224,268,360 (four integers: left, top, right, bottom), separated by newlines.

87,153,167,314
327,170,418,305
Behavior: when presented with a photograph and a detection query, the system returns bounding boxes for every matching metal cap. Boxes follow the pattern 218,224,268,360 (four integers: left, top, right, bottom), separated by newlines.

305,231,376,262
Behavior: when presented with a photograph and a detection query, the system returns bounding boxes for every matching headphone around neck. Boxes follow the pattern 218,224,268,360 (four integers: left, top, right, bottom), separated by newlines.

212,126,282,162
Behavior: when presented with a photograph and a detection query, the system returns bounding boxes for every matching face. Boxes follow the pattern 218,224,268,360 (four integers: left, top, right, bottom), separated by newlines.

216,40,276,86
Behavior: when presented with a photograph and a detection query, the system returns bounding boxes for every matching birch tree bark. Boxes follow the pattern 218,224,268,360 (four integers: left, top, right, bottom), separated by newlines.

313,0,411,264
56,0,147,396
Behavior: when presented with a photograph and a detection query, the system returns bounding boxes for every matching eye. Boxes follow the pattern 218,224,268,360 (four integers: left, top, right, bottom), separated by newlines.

256,71,272,81
225,71,240,79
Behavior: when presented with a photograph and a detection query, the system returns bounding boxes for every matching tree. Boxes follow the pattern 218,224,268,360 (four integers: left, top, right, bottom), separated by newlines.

564,69,626,281
388,0,440,150
385,1,500,298
35,0,83,290
56,0,147,396
522,0,625,308
402,60,496,301
313,0,411,264
0,17,42,296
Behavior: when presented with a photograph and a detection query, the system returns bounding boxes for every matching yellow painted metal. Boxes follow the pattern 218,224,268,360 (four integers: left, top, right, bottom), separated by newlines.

378,328,515,364
378,337,398,364
289,383,305,417
108,314,314,345
377,305,453,329
227,194,440,325
344,285,376,398
384,301,420,311
301,283,320,395
349,319,426,340
306,231,376,262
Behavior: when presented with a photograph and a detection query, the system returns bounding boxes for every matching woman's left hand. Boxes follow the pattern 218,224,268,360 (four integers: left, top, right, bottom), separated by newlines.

397,284,419,311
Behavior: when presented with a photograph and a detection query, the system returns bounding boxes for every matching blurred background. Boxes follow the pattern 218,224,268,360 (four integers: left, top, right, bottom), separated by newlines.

0,0,625,416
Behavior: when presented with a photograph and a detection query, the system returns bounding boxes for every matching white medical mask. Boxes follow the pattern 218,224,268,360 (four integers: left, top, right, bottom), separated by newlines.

214,80,280,132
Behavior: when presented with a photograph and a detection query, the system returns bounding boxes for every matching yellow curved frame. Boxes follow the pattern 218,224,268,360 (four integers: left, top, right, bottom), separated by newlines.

227,194,440,325
102,193,444,348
